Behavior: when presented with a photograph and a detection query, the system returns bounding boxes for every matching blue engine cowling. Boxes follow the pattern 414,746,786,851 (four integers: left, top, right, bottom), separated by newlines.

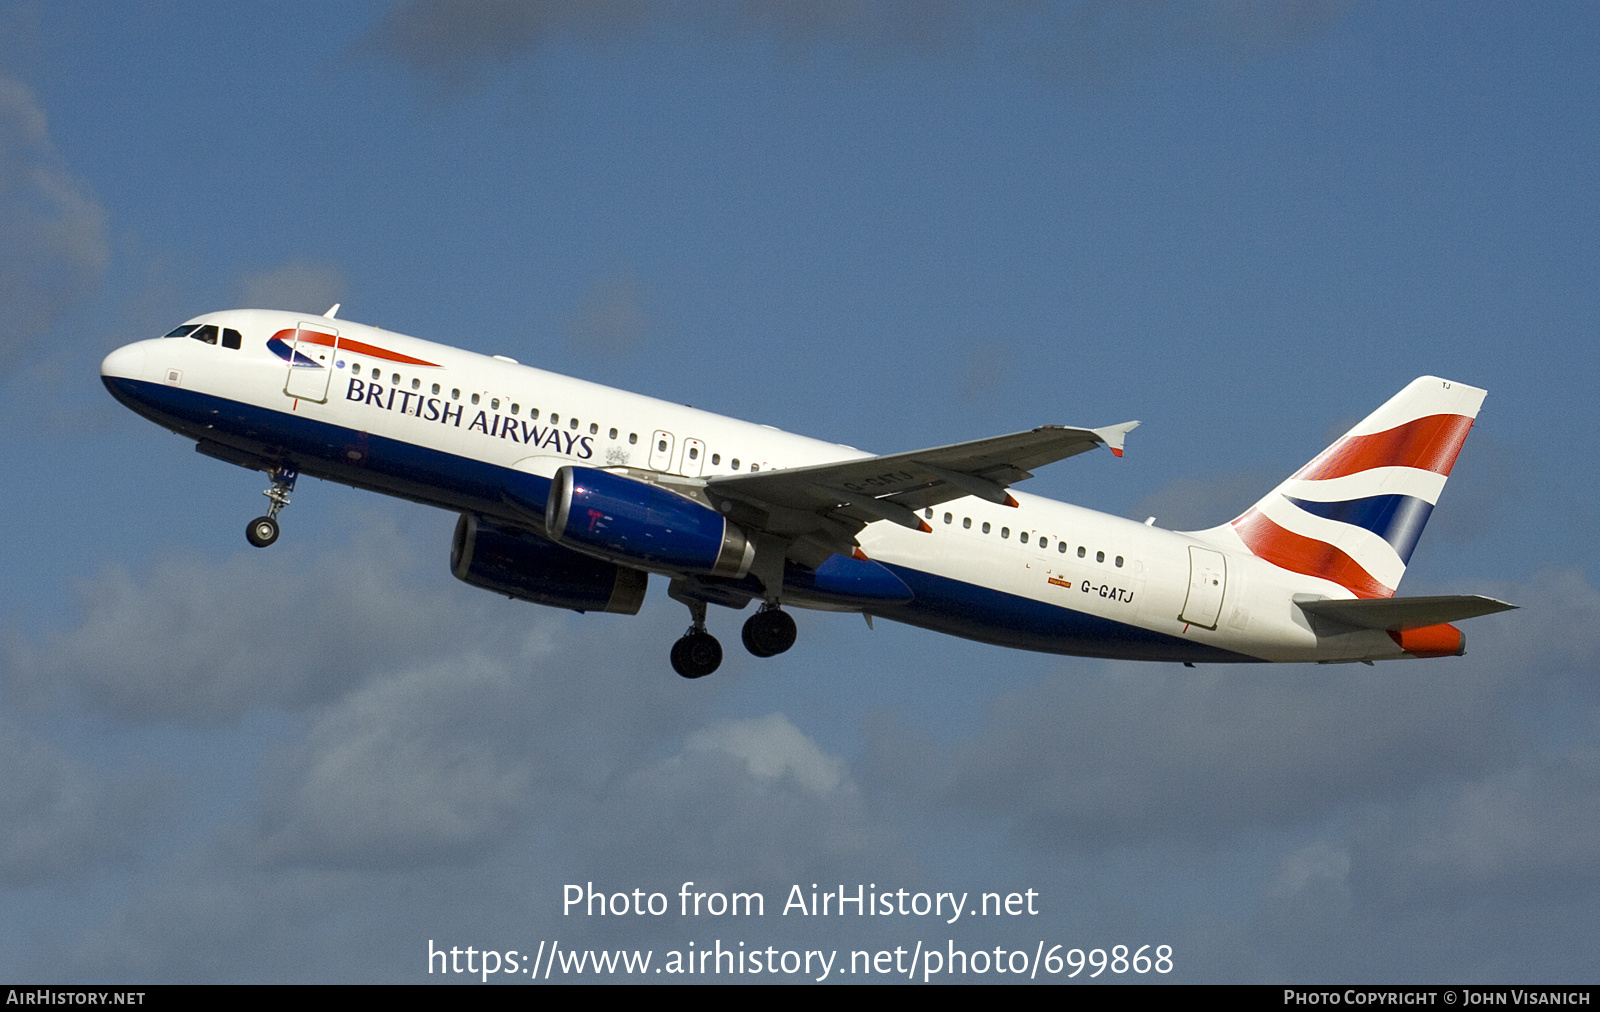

545,466,755,579
451,513,647,614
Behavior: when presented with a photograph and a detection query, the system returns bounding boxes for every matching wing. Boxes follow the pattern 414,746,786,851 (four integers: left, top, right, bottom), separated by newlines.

703,421,1138,563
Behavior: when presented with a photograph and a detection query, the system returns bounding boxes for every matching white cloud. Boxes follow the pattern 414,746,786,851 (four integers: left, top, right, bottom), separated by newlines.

0,75,109,369
566,271,650,356
685,712,846,794
2,523,512,722
237,262,346,316
0,722,146,883
252,655,538,869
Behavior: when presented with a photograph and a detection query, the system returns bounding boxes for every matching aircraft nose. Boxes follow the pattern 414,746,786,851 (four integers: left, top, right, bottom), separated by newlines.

101,342,147,379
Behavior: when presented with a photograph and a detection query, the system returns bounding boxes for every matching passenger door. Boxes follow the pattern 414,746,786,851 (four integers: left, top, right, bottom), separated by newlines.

283,322,340,403
1180,546,1227,629
680,437,706,477
649,430,675,471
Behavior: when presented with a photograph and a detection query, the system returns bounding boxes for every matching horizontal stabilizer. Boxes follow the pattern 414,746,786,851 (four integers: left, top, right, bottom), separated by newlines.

1295,594,1516,631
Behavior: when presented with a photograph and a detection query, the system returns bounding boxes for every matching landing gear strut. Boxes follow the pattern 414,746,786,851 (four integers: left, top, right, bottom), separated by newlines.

742,605,796,658
246,465,297,549
670,597,723,679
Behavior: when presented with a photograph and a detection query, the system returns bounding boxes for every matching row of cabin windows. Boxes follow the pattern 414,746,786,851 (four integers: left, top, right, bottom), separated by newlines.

345,361,762,471
923,508,1124,567
166,324,242,349
161,329,763,472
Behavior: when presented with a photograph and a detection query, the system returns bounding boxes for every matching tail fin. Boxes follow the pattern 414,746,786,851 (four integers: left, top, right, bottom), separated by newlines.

1214,376,1485,599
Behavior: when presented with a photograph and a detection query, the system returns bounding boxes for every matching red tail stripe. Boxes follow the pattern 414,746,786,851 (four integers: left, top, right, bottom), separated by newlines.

1232,509,1394,599
1293,414,1473,482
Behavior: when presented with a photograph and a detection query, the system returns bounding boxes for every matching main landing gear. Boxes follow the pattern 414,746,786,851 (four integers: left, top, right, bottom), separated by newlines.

245,466,297,549
671,598,723,679
741,605,797,658
670,598,798,679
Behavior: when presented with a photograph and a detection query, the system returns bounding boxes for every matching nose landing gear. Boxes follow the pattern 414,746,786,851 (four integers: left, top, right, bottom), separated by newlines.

245,466,297,549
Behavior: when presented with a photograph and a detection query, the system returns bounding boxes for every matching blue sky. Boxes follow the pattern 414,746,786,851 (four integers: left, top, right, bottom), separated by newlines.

1,1,1597,983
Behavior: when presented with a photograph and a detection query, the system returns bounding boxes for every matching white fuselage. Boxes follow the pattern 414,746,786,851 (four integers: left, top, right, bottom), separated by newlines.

101,309,1420,664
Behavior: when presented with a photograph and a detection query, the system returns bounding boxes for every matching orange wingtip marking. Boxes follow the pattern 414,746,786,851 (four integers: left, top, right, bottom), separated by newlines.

918,520,933,533
1110,447,1124,458
852,548,871,561
1004,494,1019,507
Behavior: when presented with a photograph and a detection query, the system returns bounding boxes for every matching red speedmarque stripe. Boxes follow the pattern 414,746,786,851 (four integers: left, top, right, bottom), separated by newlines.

271,329,440,367
1232,508,1394,599
1292,413,1474,481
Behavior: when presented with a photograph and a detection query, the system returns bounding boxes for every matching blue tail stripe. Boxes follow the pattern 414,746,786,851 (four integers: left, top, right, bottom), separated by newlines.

1284,493,1435,563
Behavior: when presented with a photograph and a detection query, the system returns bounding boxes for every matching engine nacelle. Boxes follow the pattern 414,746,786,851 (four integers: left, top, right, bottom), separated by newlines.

451,513,647,614
545,465,755,579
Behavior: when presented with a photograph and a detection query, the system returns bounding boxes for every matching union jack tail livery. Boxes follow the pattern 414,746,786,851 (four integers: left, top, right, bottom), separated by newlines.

1222,376,1484,600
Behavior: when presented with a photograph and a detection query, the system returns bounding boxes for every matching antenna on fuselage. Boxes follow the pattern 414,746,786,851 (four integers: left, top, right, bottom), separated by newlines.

323,304,340,319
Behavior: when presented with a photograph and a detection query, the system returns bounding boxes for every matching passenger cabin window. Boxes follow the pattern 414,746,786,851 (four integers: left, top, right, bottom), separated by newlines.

391,373,400,385
982,522,991,534
689,447,699,460
570,417,579,430
412,378,421,390
491,398,500,410
432,383,440,395
1001,527,1010,539
1115,556,1124,568
1077,546,1086,558
629,433,638,445
1058,542,1068,553
1096,551,1105,563
963,517,971,529
471,394,480,405
510,403,520,415
731,458,739,469
610,428,619,440
451,389,460,400
943,512,952,524
590,423,598,435
711,453,720,465
1019,531,1028,544
164,325,199,338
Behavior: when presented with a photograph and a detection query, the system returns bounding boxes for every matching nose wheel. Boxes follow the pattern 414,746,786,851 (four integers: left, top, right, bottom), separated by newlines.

246,515,279,547
246,466,297,549
742,605,796,658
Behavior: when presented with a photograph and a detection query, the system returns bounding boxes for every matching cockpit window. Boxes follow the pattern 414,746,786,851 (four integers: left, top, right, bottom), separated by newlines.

164,325,199,338
190,325,219,345
222,328,242,350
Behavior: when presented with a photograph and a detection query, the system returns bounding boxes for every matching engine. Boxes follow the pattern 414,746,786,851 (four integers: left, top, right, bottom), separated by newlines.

545,466,754,578
451,513,647,614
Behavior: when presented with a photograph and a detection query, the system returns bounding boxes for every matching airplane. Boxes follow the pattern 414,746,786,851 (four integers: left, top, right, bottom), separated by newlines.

100,307,1515,678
